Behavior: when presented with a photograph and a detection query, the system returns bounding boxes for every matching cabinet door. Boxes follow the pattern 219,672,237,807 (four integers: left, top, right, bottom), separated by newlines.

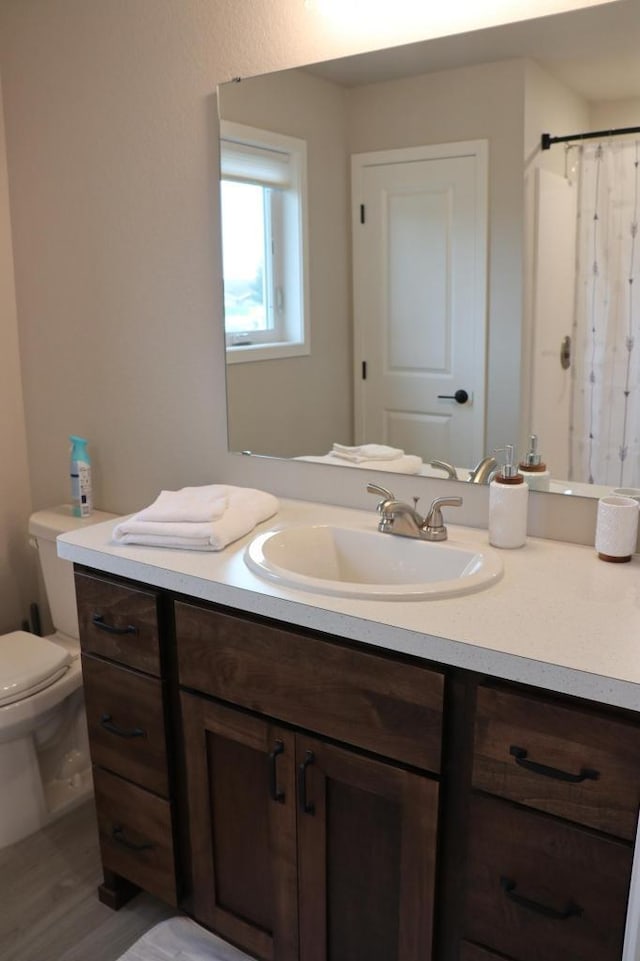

181,694,298,961
296,735,438,961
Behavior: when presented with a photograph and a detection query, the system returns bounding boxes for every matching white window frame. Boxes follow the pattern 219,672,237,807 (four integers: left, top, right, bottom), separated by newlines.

220,121,311,364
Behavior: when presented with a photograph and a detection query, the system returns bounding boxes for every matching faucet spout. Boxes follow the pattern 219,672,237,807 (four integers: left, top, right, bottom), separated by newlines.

380,500,425,536
467,455,498,484
430,459,459,480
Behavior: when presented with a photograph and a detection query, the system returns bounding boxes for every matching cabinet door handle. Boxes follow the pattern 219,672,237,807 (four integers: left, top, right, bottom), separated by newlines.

100,713,146,739
298,750,315,815
92,613,138,636
269,740,285,803
500,877,583,921
509,745,599,783
112,825,154,852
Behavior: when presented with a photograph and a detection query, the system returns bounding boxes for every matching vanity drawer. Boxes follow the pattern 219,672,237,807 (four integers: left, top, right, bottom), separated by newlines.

463,794,632,961
82,654,169,796
473,685,640,839
94,768,177,906
175,601,444,773
75,571,161,676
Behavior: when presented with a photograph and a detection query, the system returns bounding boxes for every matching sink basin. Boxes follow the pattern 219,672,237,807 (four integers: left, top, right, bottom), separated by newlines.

245,525,503,600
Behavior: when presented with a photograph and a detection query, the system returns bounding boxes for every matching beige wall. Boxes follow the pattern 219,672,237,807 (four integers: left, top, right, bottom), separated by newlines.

221,70,353,457
591,98,640,129
0,75,36,632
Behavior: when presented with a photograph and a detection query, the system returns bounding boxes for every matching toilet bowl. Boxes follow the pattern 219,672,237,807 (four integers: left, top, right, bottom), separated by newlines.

0,505,115,848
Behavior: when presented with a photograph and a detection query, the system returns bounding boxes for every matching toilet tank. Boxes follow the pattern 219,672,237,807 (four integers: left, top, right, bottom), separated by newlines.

28,506,117,640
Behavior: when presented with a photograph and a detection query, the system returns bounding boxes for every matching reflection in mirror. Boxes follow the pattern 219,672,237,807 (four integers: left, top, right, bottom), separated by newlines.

218,2,640,498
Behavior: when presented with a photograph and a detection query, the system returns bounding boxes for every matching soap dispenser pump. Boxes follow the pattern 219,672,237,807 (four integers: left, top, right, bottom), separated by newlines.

489,444,528,549
518,434,550,491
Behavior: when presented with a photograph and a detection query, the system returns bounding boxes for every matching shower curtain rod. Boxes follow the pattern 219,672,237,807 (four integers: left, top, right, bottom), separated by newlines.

541,126,640,150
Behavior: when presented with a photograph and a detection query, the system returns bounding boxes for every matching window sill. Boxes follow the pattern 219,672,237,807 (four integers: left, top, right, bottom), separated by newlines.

225,341,310,364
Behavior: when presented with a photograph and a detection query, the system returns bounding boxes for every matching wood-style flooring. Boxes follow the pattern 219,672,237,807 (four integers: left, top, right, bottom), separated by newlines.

0,799,176,961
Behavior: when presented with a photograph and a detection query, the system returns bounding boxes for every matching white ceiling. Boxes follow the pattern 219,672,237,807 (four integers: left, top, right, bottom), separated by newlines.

304,0,640,102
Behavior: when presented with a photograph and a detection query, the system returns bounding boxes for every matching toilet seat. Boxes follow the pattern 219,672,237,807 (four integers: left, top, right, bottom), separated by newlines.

0,631,72,708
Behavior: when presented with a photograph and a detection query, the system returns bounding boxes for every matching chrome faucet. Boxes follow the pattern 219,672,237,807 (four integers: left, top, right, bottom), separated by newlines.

367,484,463,541
430,455,497,484
430,459,459,480
467,455,499,485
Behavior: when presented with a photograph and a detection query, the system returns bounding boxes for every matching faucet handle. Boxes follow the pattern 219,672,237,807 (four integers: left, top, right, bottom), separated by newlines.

425,496,463,540
366,482,396,512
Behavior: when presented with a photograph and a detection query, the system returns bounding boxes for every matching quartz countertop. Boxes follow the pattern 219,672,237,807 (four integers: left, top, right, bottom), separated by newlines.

57,497,640,713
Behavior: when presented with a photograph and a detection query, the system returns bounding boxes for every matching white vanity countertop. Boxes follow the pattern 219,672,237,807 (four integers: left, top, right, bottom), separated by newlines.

57,498,640,713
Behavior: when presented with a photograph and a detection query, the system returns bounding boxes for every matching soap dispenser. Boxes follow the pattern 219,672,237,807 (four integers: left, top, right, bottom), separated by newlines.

489,444,528,548
518,434,550,491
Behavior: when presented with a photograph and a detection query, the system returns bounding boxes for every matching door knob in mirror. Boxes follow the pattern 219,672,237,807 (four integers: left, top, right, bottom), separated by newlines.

437,389,469,404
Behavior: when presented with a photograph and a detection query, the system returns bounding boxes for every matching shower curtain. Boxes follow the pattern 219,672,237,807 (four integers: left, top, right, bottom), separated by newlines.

569,139,640,487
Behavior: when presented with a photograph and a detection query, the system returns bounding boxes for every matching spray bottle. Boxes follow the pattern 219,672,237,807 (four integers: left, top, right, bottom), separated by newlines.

69,435,93,517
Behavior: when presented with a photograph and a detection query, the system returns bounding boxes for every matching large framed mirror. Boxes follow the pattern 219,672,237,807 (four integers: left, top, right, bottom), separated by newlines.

218,0,640,501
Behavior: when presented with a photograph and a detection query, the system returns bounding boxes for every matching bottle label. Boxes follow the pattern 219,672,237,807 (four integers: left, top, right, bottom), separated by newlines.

71,461,92,517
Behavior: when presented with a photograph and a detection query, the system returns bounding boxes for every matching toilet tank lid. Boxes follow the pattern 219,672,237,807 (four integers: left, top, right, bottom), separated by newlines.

29,505,118,541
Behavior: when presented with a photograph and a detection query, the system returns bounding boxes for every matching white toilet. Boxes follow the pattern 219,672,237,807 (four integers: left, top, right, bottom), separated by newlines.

0,505,115,848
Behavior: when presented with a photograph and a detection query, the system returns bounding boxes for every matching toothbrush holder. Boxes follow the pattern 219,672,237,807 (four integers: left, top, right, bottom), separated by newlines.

595,495,639,562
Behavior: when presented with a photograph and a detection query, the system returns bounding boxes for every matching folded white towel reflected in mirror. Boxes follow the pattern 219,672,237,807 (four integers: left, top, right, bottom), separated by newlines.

331,443,404,463
112,484,279,551
297,453,423,474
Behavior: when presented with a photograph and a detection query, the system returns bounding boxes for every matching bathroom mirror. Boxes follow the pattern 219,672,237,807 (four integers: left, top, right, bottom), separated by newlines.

219,1,640,497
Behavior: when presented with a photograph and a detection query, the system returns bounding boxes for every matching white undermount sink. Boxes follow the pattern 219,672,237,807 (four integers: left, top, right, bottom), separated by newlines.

245,524,503,600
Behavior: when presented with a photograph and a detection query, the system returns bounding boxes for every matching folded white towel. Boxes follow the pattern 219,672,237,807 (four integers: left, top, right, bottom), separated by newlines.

331,443,404,463
112,485,279,551
135,485,229,524
296,453,423,475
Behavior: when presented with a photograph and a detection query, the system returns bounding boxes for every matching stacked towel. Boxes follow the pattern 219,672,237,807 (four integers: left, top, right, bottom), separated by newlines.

331,443,404,464
296,453,423,474
112,485,279,551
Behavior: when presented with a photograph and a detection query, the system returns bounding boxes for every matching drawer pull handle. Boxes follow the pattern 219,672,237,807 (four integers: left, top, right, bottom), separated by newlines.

509,746,599,783
298,750,315,815
92,613,138,636
100,713,146,739
500,876,583,921
112,825,154,852
269,740,285,803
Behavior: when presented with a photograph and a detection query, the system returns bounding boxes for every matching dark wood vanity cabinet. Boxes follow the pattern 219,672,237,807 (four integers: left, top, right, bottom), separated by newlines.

73,566,640,961
75,570,178,908
176,600,442,961
460,683,640,961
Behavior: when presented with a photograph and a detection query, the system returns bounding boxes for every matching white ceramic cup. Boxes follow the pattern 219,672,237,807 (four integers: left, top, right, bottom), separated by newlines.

612,488,640,502
595,495,639,562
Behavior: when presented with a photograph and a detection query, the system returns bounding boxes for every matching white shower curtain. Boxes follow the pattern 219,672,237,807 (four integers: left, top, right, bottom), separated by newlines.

569,139,640,486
